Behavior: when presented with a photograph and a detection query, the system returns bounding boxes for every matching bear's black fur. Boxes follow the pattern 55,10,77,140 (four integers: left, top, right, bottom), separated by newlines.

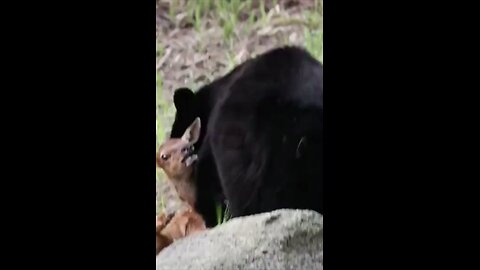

170,46,323,227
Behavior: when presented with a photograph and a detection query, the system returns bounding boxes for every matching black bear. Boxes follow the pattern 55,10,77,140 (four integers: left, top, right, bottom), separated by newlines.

170,46,323,227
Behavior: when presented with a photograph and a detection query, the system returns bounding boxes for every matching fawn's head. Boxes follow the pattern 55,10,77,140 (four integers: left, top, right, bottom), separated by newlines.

157,118,201,180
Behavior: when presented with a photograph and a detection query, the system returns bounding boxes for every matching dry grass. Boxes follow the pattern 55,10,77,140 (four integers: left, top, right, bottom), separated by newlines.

156,0,323,216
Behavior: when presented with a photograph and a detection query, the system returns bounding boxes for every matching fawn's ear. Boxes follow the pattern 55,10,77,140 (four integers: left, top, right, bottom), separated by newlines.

181,117,201,144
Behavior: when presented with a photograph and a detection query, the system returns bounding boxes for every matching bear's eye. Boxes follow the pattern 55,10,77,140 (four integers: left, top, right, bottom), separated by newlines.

161,154,169,160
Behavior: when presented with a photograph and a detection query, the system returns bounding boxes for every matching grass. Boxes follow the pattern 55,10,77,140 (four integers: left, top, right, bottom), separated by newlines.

215,202,232,225
305,27,323,63
156,0,323,221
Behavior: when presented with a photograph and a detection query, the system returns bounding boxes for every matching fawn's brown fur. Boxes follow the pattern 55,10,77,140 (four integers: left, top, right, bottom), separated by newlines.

155,207,206,254
155,118,207,255
156,118,201,207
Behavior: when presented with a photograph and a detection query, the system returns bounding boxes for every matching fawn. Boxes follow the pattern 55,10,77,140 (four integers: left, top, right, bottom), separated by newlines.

156,117,201,207
156,118,206,255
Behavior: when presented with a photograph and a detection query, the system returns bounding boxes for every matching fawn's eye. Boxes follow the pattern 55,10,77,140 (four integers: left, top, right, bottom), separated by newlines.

161,154,169,160
181,147,188,153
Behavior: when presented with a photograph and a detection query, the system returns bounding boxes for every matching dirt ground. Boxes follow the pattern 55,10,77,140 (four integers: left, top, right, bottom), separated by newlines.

156,0,323,215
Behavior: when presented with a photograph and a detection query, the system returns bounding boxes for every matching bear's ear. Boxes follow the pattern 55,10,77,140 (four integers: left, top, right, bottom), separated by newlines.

181,117,201,144
173,88,195,112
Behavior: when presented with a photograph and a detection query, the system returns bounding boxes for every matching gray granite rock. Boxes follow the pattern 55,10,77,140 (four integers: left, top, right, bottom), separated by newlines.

156,209,323,270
